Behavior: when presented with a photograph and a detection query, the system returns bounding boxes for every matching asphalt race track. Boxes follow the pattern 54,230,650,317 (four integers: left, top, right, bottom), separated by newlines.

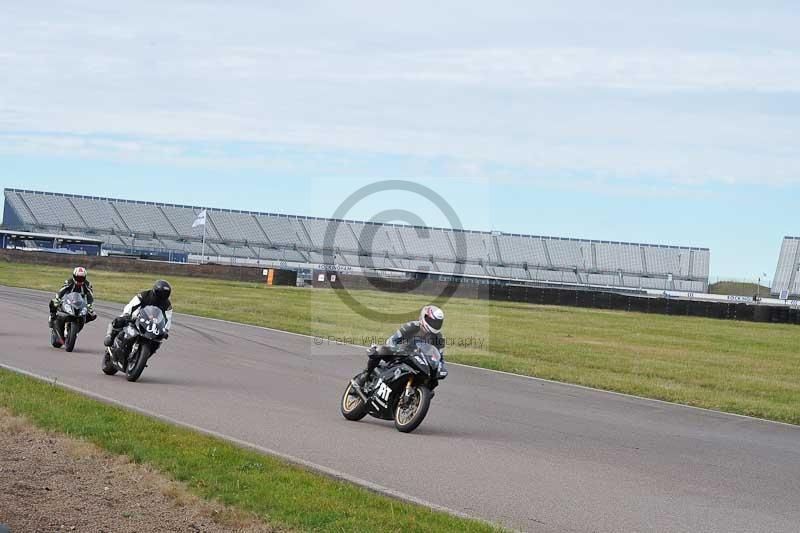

1,286,799,532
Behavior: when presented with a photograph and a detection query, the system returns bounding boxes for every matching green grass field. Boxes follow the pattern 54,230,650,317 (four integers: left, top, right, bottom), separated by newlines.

709,281,771,297
1,261,799,425
0,369,494,532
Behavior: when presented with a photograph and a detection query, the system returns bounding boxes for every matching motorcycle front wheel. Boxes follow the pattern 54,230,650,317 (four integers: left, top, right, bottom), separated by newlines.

125,343,151,382
394,385,432,434
65,322,78,352
341,380,368,421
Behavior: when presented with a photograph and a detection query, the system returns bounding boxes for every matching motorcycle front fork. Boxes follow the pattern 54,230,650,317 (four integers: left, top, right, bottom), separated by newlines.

403,376,415,399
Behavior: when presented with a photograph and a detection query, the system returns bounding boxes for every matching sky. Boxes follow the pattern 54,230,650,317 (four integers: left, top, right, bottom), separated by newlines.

1,1,798,280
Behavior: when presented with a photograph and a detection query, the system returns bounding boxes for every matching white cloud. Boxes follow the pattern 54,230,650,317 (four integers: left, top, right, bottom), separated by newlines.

1,1,799,188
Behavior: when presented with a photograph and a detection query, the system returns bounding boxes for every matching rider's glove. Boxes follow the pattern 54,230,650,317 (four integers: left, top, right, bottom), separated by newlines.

112,315,131,328
52,297,61,305
88,303,95,313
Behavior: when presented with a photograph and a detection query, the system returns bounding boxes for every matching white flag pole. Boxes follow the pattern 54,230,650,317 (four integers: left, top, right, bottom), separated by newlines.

201,210,207,264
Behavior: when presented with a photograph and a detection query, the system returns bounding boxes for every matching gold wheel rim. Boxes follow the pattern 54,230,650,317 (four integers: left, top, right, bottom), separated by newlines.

343,385,362,412
397,389,422,426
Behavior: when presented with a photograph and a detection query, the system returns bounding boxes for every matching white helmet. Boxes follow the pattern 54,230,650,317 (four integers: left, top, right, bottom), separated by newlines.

420,305,444,334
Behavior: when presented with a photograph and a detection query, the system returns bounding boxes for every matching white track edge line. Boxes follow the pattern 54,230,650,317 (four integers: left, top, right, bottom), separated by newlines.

3,284,798,430
0,363,499,528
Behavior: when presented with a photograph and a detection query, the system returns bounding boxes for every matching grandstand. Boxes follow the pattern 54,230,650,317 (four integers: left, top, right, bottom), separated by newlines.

2,188,710,292
771,237,800,298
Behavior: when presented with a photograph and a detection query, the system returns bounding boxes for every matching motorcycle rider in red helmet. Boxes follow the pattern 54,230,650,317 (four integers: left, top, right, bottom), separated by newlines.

49,267,96,328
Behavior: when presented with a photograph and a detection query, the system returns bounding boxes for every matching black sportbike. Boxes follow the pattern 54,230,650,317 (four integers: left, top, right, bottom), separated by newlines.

102,306,167,382
50,292,89,352
341,341,448,433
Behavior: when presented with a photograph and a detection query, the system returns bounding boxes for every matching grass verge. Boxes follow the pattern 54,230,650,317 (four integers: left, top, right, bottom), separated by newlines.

1,261,799,425
0,368,495,532
708,281,771,297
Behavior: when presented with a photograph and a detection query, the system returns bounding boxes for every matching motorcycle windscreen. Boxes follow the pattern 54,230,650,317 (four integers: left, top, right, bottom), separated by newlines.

136,305,167,339
414,341,442,375
61,292,87,314
416,342,441,361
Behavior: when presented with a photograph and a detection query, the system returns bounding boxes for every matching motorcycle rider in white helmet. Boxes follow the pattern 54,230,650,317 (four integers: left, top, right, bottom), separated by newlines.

358,305,448,386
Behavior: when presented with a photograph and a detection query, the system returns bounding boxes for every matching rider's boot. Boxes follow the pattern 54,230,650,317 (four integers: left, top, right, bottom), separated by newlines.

103,323,118,347
357,359,380,389
48,300,58,329
108,336,124,364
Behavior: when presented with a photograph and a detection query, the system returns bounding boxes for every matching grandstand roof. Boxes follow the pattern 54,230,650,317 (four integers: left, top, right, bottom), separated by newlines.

3,188,708,251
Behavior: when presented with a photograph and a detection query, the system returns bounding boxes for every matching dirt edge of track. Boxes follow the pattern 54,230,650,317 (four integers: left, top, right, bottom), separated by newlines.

0,408,280,533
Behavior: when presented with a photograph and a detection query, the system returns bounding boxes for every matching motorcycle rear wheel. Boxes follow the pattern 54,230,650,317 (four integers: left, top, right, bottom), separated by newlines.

394,385,432,434
341,380,368,421
126,344,151,382
65,323,78,352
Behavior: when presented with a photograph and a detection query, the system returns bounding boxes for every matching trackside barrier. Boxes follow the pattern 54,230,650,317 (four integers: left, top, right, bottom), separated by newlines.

4,249,796,325
264,268,297,286
0,249,265,283
314,273,800,325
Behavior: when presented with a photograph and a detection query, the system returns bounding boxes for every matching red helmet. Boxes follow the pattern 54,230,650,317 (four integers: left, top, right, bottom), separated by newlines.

420,305,444,334
72,267,87,286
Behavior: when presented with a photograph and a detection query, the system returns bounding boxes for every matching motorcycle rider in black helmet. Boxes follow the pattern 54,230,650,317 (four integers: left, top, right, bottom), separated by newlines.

358,305,448,387
103,280,173,348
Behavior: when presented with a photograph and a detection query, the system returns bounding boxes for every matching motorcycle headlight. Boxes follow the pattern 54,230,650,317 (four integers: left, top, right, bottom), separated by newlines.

125,325,137,337
62,304,73,314
80,308,87,315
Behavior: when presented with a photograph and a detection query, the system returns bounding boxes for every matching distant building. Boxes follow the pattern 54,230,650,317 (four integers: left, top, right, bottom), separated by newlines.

772,237,800,298
0,229,104,256
3,188,710,292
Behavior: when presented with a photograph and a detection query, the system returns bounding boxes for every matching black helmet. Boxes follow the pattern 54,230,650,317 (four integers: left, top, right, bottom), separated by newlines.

152,280,172,302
